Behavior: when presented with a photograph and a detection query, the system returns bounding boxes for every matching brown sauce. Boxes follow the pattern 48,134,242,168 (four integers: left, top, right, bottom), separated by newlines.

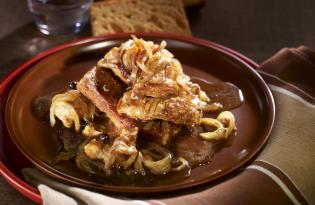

171,127,221,167
32,78,243,186
192,77,244,111
170,79,242,168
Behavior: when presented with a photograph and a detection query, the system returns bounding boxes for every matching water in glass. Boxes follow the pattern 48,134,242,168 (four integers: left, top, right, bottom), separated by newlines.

27,0,92,35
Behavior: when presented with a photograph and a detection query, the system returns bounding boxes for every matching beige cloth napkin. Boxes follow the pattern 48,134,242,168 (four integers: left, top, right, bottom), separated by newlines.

23,168,146,205
258,85,315,202
22,47,315,205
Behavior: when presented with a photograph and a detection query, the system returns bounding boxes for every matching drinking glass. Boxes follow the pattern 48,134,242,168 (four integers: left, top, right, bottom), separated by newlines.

27,0,93,35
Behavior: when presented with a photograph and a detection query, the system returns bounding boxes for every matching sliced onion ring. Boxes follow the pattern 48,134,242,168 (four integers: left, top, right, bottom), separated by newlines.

202,102,223,112
141,143,172,175
217,111,236,136
134,152,146,176
171,157,189,172
142,153,172,175
199,111,236,141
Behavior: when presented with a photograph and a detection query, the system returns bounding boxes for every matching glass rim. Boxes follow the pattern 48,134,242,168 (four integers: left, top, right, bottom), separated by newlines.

27,0,93,9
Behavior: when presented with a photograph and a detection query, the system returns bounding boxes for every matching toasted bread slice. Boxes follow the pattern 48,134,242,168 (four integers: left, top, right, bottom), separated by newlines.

91,0,191,36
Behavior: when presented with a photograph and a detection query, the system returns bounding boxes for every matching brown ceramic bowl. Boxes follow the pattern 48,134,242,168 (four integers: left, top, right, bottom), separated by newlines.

5,33,275,193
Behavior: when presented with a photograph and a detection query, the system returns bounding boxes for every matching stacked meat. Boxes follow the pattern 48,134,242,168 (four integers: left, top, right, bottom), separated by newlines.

50,36,210,175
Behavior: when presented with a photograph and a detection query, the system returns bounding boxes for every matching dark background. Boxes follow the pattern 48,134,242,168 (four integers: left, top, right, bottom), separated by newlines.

0,0,314,204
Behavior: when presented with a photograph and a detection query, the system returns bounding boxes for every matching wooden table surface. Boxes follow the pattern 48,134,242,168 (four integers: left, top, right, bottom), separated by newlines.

0,0,314,204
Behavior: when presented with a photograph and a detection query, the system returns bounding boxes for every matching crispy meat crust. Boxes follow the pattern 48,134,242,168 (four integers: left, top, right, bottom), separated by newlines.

77,67,136,129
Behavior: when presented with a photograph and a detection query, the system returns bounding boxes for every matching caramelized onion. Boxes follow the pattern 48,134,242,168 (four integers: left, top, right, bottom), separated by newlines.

82,125,103,138
141,143,172,175
217,111,236,136
171,157,189,172
50,101,81,132
50,90,96,132
199,111,236,141
203,102,223,112
143,153,172,175
134,152,146,176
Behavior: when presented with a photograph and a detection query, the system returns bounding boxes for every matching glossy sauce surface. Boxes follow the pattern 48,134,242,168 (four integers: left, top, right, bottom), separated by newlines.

172,79,242,168
33,78,243,186
192,78,244,111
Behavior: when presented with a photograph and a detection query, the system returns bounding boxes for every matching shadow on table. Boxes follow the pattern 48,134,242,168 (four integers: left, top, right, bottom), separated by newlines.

0,22,91,79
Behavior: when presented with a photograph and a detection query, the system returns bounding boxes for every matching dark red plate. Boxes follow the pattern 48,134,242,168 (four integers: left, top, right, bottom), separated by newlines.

0,33,274,201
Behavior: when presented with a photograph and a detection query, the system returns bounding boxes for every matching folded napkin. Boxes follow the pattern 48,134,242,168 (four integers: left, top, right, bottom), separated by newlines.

22,46,315,205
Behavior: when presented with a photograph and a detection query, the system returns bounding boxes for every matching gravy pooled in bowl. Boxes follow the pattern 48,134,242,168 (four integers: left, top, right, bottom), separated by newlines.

32,36,243,186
